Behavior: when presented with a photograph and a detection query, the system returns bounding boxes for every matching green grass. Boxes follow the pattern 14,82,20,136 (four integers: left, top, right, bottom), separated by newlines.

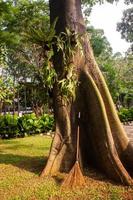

0,135,133,200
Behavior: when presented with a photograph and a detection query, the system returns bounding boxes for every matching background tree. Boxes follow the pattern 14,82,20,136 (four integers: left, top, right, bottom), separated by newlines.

0,73,15,114
117,7,133,51
0,0,53,115
99,52,133,108
87,26,112,57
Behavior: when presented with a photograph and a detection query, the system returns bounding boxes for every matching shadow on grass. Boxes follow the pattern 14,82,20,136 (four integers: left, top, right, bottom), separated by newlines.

53,175,64,185
0,153,48,175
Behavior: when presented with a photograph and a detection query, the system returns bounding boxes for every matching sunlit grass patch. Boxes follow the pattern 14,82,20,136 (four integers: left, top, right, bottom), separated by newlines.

0,135,133,200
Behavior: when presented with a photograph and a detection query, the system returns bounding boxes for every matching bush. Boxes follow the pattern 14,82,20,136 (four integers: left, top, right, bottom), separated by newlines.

0,114,20,139
0,113,55,139
18,113,41,135
118,107,133,123
40,114,54,133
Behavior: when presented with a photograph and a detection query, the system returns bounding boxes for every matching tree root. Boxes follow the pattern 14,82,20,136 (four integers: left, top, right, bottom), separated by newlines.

79,70,133,185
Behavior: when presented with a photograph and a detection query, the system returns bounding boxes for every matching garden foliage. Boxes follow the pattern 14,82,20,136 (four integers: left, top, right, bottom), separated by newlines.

118,107,133,123
0,113,54,139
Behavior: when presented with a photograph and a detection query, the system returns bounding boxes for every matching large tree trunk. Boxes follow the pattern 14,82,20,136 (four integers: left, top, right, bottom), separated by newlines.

41,0,133,185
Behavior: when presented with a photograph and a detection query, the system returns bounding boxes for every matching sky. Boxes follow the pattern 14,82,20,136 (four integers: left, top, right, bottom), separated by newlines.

89,0,132,54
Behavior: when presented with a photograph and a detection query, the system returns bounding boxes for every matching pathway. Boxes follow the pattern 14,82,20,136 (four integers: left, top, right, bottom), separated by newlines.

124,122,133,144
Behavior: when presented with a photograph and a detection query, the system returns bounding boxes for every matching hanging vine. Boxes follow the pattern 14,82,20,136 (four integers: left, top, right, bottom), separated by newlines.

22,22,83,102
56,28,83,101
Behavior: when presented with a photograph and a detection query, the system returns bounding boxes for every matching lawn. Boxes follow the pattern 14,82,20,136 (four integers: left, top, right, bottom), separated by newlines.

0,135,133,200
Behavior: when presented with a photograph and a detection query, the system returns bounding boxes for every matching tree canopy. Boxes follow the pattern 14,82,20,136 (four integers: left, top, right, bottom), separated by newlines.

117,7,133,51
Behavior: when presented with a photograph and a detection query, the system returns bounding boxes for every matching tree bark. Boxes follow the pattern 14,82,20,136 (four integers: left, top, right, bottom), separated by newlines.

41,0,133,185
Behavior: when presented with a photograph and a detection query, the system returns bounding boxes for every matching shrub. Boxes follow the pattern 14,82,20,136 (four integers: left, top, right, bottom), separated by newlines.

40,114,54,133
118,107,133,123
0,113,55,139
18,113,41,135
0,114,20,139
